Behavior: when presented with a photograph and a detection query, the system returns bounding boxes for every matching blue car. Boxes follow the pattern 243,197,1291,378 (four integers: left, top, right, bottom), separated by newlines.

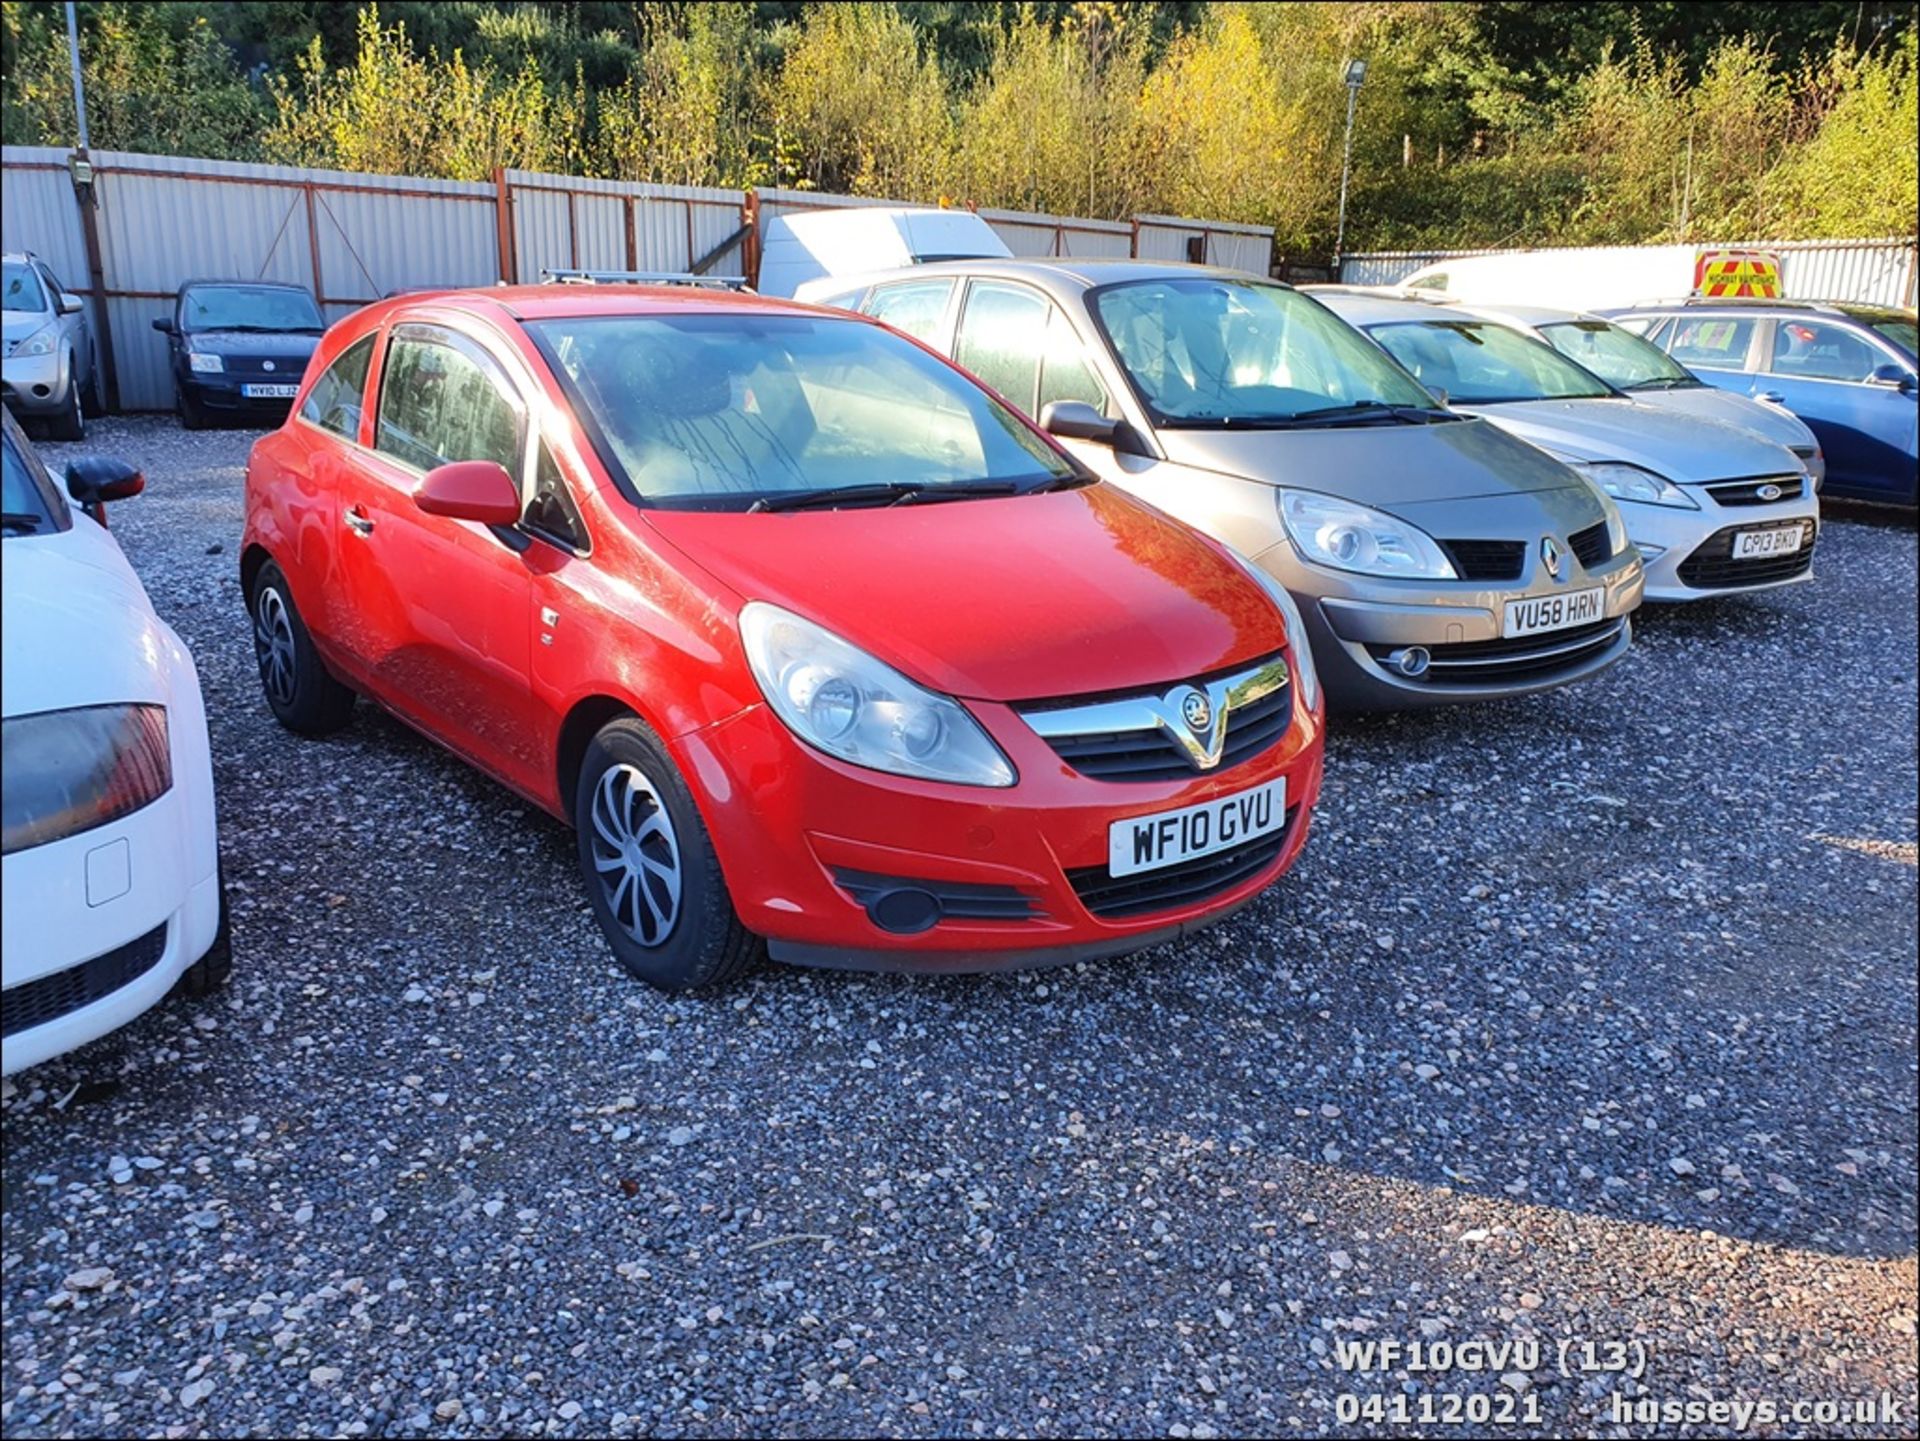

1604,298,1918,506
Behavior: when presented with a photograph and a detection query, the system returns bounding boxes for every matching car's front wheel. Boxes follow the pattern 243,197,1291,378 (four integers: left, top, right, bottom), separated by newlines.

177,387,208,430
573,716,760,991
47,368,83,441
249,560,355,734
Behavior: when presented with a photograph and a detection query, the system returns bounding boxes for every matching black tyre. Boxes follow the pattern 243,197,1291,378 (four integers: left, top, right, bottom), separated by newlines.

574,716,760,991
47,373,83,441
80,348,104,417
248,560,355,734
176,879,233,997
177,387,209,430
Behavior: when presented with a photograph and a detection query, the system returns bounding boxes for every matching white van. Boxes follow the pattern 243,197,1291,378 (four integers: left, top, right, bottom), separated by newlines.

1395,246,1781,312
757,207,1011,299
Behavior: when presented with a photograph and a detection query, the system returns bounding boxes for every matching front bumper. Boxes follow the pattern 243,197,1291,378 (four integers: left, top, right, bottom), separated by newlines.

669,679,1324,972
1631,490,1821,602
1,348,73,416
177,372,300,418
1249,538,1644,712
0,784,222,1075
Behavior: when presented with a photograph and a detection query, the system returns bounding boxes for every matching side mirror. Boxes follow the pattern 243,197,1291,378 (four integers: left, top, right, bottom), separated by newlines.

66,457,145,525
413,460,521,526
152,317,175,334
59,292,84,316
1039,400,1121,446
1868,361,1916,392
1428,386,1450,407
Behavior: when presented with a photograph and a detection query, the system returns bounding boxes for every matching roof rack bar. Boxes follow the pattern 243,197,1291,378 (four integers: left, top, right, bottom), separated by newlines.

538,268,751,291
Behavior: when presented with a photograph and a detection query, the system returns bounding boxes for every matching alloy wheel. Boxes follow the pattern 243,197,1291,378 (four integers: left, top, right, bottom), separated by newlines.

588,763,683,947
253,586,297,708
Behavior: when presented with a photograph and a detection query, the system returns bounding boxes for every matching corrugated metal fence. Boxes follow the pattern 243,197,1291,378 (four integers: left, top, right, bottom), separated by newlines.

2,147,1282,411
1341,237,1919,307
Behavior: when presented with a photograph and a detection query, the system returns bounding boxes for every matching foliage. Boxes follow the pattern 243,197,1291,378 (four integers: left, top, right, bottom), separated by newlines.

2,0,1914,252
2,1,266,157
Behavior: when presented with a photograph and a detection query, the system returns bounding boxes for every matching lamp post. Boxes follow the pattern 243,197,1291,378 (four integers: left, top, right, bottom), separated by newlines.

65,1,89,149
1334,57,1367,279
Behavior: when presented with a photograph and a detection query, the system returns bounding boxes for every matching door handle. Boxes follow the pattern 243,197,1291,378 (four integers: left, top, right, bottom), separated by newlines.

344,506,375,536
1757,391,1785,404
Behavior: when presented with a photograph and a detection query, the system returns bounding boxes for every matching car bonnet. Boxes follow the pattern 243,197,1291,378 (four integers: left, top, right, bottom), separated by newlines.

644,484,1284,704
1461,396,1803,482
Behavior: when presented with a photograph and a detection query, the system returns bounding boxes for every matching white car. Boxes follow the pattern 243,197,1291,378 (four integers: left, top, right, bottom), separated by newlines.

1315,290,1821,603
1,408,228,1075
1440,300,1826,489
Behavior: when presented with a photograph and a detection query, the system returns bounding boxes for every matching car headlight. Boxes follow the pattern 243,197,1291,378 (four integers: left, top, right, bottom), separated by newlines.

1223,552,1321,713
12,324,57,358
187,351,224,374
1278,489,1457,581
2,704,172,855
1571,461,1696,509
740,602,1015,787
1596,491,1631,557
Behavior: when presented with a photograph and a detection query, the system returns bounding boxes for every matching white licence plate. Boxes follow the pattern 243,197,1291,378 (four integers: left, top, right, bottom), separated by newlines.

1503,586,1605,639
1108,777,1287,878
242,383,299,399
1732,525,1805,559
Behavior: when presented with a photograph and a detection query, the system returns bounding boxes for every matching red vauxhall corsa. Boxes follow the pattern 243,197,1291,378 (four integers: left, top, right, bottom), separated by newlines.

240,282,1326,990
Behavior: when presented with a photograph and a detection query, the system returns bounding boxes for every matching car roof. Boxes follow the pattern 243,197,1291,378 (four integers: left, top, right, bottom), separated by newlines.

179,278,316,292
347,284,860,330
1309,290,1477,325
1616,296,1916,322
811,257,1276,295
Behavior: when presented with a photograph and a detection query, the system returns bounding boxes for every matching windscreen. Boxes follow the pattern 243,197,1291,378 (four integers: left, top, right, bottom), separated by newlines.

181,285,324,333
1367,319,1615,404
1092,278,1442,425
1539,319,1696,390
529,312,1074,510
3,262,47,313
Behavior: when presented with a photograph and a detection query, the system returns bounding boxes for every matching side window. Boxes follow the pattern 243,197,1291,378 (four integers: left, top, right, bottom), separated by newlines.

1767,319,1880,382
955,281,1048,412
375,326,524,473
1407,272,1448,292
1664,316,1755,370
299,334,376,439
38,263,67,299
1037,306,1107,414
863,279,955,344
524,443,588,551
1613,315,1662,339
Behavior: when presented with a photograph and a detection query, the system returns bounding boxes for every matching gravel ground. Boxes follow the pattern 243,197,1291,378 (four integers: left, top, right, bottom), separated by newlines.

4,416,1916,1440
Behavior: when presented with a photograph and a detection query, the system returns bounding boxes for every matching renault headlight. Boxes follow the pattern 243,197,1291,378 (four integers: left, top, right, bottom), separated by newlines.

1278,489,1456,580
12,324,57,358
1224,553,1321,713
1596,491,1631,557
2,704,172,854
187,351,224,374
1571,461,1696,509
740,602,1015,787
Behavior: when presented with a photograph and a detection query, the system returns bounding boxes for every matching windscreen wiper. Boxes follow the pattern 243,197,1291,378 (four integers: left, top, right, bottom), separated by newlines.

892,479,1023,505
1627,377,1695,391
1,511,45,534
1284,400,1450,427
748,483,923,512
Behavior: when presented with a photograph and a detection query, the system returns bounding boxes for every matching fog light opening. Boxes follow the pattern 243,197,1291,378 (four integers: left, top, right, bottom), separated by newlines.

868,887,942,935
1386,646,1431,679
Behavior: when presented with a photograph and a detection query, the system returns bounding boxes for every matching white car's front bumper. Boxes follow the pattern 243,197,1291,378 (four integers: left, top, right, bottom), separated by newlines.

1627,488,1821,603
1,666,222,1076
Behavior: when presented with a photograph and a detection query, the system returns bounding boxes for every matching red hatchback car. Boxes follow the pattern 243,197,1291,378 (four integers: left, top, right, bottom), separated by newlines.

241,283,1325,989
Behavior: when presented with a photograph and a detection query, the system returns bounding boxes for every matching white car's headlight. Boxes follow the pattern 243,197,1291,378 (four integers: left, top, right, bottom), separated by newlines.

2,704,172,854
12,324,57,358
740,602,1015,787
1278,489,1457,581
1224,552,1321,712
187,351,224,374
1572,461,1696,509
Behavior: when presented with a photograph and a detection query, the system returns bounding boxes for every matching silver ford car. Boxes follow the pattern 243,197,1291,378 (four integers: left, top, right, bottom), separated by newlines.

797,260,1643,711
1314,290,1822,603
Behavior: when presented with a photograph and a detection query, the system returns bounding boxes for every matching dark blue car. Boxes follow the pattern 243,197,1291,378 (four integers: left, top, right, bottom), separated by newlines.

1604,298,1918,506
